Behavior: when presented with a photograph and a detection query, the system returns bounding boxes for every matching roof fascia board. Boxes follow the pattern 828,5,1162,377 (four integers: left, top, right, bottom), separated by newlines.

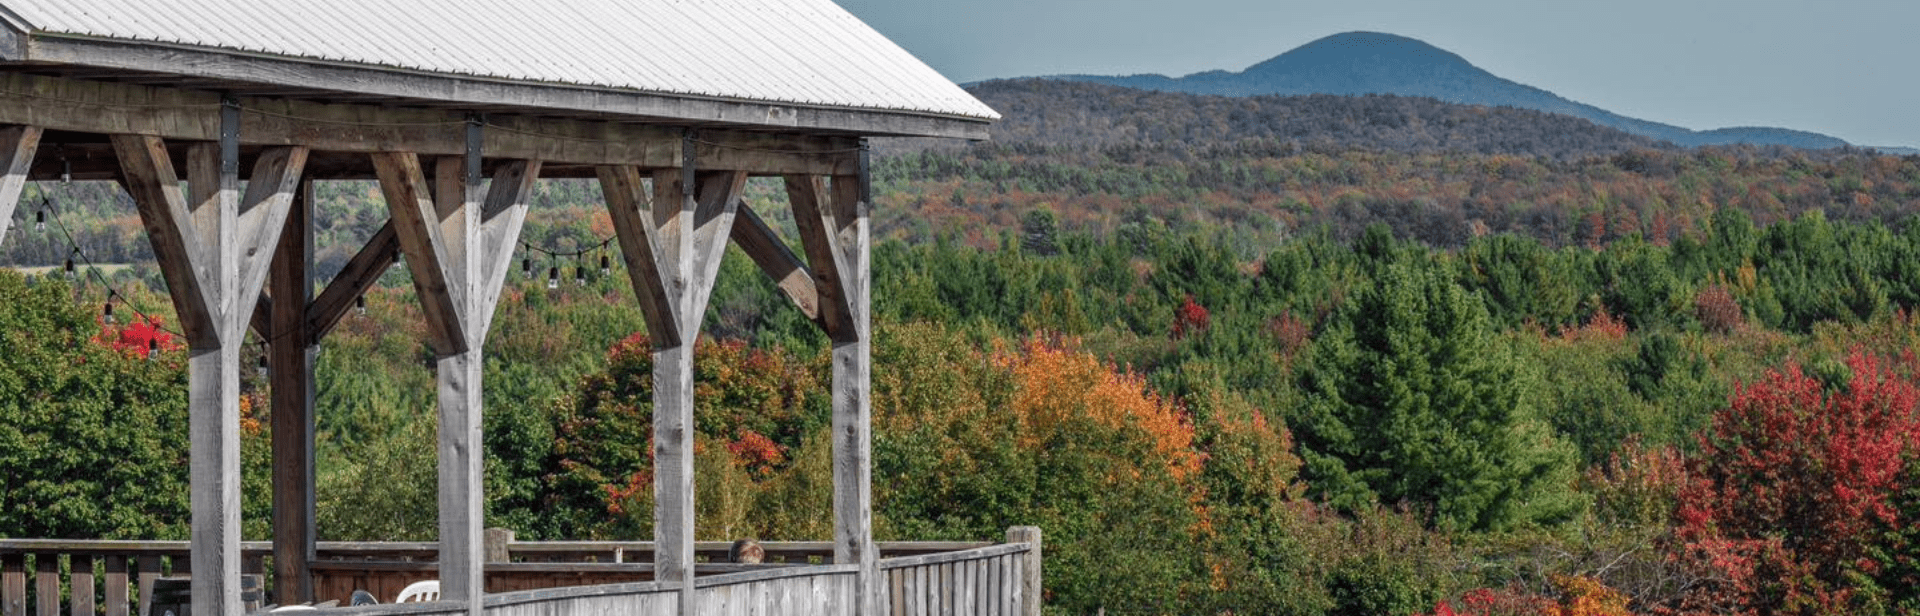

23,33,991,140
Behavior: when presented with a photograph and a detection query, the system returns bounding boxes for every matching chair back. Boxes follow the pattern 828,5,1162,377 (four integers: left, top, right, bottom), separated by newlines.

395,580,441,603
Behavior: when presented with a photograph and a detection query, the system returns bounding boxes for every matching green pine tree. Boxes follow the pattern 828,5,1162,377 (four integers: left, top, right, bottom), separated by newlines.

1292,260,1583,532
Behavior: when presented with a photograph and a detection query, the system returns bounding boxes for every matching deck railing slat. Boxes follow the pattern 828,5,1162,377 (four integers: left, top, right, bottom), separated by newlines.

1,539,1034,616
70,555,95,616
103,556,128,616
3,553,24,616
35,554,59,616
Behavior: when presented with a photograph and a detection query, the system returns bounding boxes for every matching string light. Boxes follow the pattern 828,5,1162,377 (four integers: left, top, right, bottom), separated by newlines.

34,209,44,233
573,257,586,286
521,256,532,277
546,266,559,289
257,353,268,380
599,252,610,276
354,295,367,315
38,186,187,347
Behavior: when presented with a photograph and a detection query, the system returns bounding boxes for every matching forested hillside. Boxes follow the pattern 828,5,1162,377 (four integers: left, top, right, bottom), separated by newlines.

5,81,1920,615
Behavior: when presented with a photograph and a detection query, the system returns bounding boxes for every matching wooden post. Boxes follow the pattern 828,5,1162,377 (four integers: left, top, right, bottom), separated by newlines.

828,164,877,616
373,124,539,616
115,98,307,616
1006,527,1042,616
269,179,318,605
600,149,746,616
483,529,514,564
0,126,40,246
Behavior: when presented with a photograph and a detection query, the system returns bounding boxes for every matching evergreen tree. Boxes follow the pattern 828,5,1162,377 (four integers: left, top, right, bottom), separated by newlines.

1292,261,1583,531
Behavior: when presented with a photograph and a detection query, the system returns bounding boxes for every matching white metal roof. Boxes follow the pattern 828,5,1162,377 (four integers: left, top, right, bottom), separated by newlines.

0,0,999,122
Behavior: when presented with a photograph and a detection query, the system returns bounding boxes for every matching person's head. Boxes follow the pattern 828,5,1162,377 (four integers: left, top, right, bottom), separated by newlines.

729,538,764,564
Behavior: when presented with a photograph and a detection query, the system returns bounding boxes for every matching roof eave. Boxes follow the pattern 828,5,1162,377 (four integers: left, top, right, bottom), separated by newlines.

20,32,994,141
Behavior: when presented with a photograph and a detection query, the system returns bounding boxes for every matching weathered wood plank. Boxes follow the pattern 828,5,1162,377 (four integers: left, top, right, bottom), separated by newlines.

685,170,749,326
304,222,397,343
0,554,20,616
269,179,318,606
473,160,541,337
70,555,95,616
654,154,697,616
103,556,128,616
829,159,878,616
0,73,891,170
1006,528,1040,616
0,125,40,245
874,544,1029,570
598,166,678,348
652,341,695,616
232,147,308,328
134,556,160,616
437,349,485,616
112,135,220,346
371,151,466,355
729,201,819,323
32,556,55,616
782,175,851,339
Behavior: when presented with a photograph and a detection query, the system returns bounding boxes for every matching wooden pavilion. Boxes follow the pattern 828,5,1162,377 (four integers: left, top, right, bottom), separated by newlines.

0,1,1020,615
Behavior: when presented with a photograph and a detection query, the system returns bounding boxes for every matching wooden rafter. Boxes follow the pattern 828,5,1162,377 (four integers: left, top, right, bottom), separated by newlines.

372,151,466,354
472,159,542,337
233,147,311,323
729,201,820,324
0,126,42,243
685,170,749,330
598,165,680,348
786,174,856,340
112,134,220,346
305,223,397,344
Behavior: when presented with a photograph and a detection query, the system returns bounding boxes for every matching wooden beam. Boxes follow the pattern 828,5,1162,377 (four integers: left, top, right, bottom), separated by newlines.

233,147,309,318
597,166,680,348
829,151,877,616
0,73,871,172
112,134,220,347
0,125,41,245
729,201,819,323
23,37,995,140
785,175,854,340
685,171,749,324
652,158,697,616
268,179,317,605
371,152,466,355
305,223,396,344
473,160,541,337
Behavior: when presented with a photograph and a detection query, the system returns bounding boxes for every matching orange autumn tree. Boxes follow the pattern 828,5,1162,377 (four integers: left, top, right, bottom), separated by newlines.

1001,338,1202,481
996,336,1210,614
869,324,1215,614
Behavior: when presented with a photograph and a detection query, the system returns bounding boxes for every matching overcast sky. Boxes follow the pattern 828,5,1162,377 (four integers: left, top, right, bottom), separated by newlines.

832,0,1920,148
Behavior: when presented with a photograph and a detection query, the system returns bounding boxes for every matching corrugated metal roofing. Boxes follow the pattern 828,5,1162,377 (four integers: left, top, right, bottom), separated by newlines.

0,0,999,121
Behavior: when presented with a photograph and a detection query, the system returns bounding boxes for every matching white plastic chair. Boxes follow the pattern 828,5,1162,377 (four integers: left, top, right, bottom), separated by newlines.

394,580,440,603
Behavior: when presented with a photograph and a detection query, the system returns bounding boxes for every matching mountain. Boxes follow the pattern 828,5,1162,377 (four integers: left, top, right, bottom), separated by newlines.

1048,31,1850,150
940,79,1667,159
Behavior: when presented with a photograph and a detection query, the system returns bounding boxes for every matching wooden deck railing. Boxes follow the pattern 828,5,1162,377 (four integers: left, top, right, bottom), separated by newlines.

0,529,1041,616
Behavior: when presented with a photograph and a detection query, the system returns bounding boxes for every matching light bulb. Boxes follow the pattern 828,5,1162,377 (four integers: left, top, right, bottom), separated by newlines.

547,266,559,290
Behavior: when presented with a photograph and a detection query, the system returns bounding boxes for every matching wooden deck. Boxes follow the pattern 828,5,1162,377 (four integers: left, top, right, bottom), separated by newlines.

0,532,1040,616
